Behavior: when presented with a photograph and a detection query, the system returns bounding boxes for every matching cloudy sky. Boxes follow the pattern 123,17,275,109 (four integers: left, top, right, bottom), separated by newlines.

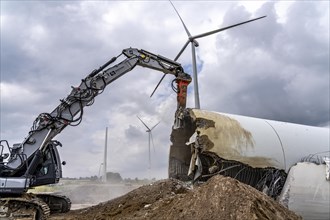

1,1,329,179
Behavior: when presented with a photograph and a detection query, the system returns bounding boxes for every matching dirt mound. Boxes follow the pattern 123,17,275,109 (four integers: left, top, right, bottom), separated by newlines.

50,175,301,220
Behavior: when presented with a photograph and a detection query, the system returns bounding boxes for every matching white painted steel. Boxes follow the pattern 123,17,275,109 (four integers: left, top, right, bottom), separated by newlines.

278,162,330,220
192,109,330,171
102,127,108,183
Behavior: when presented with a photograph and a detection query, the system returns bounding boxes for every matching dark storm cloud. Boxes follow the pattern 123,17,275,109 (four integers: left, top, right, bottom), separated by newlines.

1,1,113,84
204,1,329,126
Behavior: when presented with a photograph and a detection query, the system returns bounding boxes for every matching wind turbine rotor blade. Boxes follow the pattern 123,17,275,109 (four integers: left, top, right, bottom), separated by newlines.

149,0,200,98
174,39,190,61
150,37,189,98
150,73,166,98
137,115,151,130
170,0,192,37
192,15,267,40
150,121,160,131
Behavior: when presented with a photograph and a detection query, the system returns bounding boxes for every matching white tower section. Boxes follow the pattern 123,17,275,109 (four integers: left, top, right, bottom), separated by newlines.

102,127,108,183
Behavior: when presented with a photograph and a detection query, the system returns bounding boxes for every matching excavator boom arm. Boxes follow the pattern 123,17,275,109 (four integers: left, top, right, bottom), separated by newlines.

3,48,191,174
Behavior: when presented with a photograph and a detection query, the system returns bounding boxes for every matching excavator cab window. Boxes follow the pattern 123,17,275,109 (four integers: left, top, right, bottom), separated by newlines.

39,150,52,176
31,143,62,187
0,140,11,164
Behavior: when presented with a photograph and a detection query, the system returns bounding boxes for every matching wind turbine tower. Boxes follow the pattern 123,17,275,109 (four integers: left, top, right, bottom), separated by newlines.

167,1,266,109
137,116,160,169
102,127,108,183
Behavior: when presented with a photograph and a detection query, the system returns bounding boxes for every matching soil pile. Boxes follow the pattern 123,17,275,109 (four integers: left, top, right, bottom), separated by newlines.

50,175,301,220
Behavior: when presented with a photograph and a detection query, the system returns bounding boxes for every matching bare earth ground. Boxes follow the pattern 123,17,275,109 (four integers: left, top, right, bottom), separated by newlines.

50,175,301,220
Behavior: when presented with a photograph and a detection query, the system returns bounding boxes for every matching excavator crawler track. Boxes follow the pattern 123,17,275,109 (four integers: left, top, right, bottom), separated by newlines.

36,193,71,213
0,194,50,220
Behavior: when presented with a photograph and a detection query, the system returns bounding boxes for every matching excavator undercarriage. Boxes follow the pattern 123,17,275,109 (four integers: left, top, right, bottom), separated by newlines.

0,193,71,219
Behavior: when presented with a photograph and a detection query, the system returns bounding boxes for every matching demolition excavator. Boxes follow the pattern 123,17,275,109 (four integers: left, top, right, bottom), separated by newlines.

0,48,191,219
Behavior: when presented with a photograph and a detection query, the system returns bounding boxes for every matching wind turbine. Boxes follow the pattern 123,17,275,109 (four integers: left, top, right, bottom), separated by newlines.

137,116,160,169
151,1,266,109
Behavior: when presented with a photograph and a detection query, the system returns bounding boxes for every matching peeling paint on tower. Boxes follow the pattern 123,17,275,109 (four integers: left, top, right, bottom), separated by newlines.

169,108,329,203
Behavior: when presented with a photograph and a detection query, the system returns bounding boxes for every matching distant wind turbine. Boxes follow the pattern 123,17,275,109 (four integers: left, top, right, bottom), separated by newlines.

137,116,160,169
151,1,266,109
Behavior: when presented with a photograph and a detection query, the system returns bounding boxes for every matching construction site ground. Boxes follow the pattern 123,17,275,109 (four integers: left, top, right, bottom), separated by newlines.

49,175,301,220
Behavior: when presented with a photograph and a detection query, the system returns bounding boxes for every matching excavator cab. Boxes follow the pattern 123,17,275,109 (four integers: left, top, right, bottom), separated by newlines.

30,141,63,187
0,140,63,194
